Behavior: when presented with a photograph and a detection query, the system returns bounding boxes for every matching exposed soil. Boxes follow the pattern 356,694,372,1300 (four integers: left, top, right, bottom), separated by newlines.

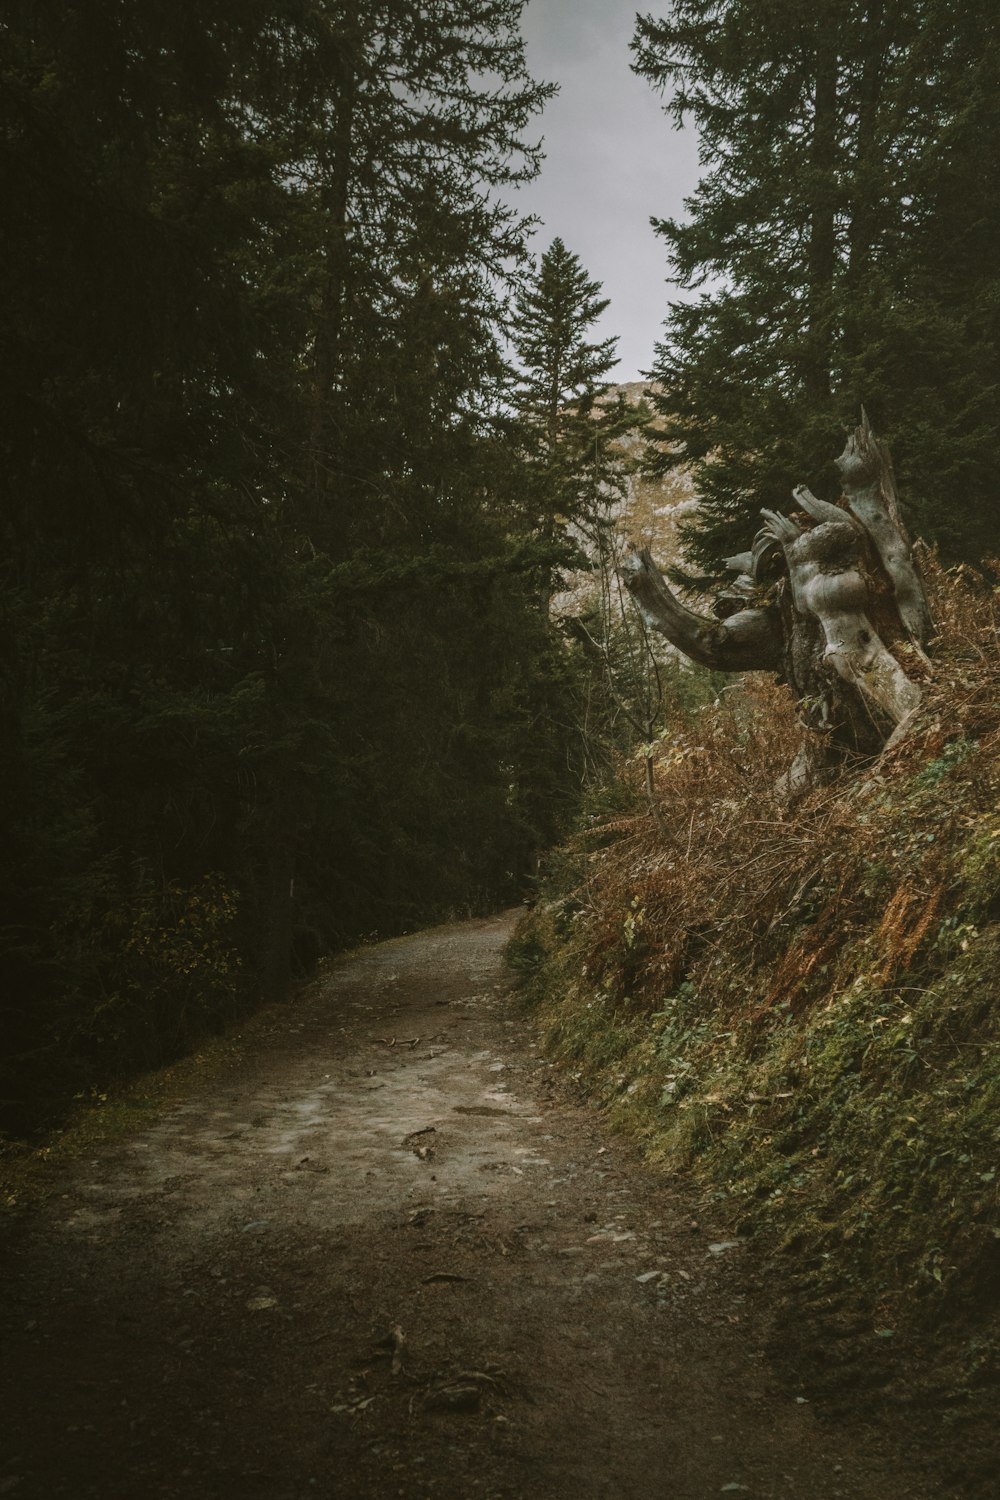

0,912,964,1498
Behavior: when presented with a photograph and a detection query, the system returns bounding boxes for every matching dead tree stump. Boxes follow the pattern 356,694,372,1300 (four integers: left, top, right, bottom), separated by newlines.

623,412,932,793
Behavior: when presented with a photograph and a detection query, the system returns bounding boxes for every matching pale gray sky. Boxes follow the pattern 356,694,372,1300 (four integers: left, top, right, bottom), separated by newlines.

512,0,701,382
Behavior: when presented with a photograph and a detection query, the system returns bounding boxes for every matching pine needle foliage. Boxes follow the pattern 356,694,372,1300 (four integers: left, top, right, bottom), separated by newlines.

632,0,1000,578
0,1,598,1134
508,237,623,549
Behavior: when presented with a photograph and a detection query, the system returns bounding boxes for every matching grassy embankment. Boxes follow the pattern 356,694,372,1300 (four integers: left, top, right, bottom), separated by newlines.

512,555,1000,1436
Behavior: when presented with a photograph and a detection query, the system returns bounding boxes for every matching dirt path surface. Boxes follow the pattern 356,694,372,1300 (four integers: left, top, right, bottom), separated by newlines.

1,912,952,1499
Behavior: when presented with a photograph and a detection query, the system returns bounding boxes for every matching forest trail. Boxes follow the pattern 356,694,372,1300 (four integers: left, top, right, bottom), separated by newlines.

1,912,947,1500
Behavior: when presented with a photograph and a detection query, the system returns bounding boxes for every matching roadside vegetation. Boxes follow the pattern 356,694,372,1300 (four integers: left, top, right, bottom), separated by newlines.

512,554,1000,1445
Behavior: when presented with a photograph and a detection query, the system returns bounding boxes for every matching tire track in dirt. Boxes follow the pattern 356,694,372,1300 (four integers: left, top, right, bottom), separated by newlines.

0,911,949,1498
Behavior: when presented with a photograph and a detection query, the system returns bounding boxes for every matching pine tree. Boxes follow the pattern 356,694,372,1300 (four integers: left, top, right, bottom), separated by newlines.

869,0,1000,559
631,0,1000,576
508,237,623,549
296,0,555,555
0,0,591,1128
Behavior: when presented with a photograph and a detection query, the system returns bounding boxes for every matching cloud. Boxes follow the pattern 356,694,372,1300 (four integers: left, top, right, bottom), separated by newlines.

509,0,701,379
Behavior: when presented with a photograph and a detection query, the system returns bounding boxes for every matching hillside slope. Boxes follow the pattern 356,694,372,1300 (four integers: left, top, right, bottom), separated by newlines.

513,554,1000,1486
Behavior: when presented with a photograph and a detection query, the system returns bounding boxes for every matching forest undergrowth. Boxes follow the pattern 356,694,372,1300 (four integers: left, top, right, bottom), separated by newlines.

512,553,1000,1451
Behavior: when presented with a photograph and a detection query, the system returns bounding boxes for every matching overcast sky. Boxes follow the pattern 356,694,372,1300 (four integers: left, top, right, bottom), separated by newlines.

510,0,701,383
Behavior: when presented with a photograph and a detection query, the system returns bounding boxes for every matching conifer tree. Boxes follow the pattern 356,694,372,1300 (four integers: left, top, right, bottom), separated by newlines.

632,0,1000,576
508,237,623,548
298,0,555,556
0,0,590,1128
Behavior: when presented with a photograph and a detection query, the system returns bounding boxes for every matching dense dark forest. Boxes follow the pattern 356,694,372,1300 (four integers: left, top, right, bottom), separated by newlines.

4,0,1000,1136
0,2,635,1131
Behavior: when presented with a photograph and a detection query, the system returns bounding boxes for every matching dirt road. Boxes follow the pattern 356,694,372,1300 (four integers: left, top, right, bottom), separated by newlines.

0,912,951,1498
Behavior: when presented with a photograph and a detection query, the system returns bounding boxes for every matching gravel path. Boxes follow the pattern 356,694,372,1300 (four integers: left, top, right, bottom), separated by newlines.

0,911,950,1498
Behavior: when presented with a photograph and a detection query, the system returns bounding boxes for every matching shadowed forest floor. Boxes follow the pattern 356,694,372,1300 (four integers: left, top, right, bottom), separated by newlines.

0,912,965,1498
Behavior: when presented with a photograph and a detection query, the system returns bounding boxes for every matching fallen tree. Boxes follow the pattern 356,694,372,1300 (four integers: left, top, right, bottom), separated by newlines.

623,413,933,790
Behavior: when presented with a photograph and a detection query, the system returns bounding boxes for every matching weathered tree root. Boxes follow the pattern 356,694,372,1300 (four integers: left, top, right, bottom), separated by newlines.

623,415,932,792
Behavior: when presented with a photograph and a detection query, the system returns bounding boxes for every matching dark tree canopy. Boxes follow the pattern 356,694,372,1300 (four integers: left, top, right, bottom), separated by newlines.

632,0,1000,578
0,1,600,1132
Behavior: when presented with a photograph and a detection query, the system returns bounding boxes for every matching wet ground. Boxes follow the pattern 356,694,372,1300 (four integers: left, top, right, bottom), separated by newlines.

0,911,960,1498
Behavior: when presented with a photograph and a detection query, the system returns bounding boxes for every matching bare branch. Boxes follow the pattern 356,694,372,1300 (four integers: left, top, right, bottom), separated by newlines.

622,548,782,672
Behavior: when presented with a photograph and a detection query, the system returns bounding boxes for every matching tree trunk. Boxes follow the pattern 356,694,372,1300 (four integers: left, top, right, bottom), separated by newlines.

805,15,839,405
308,20,362,541
843,0,888,361
622,550,782,673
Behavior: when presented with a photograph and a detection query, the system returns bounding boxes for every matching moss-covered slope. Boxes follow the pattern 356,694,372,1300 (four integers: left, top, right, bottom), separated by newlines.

513,558,1000,1448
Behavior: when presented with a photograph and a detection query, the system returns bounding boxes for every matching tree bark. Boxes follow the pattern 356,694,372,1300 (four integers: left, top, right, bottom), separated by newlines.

835,408,933,648
622,548,782,672
843,0,888,362
805,15,839,405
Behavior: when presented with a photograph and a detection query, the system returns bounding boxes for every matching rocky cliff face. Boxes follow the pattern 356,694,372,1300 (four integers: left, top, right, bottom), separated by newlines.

551,380,697,620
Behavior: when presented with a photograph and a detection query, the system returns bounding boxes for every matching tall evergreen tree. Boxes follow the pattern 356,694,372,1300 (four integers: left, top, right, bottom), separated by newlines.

508,237,623,549
0,1,590,1131
632,0,1000,576
510,238,619,442
296,0,555,555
